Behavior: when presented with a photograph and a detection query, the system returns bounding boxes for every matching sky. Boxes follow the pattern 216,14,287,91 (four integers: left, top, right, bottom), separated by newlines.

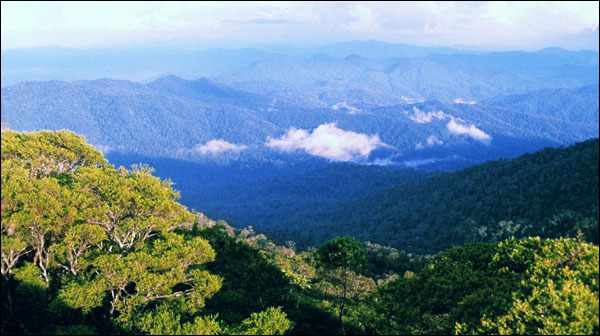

1,1,599,51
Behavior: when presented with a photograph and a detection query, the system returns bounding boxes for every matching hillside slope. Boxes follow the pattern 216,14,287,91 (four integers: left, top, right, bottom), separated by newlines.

235,139,599,252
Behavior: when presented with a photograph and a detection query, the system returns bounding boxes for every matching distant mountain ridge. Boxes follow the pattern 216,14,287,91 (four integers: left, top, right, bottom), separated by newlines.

2,41,598,170
2,41,597,89
2,71,598,169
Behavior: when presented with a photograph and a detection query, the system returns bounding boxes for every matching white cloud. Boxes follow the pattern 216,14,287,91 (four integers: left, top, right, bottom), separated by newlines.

405,107,489,143
193,139,247,155
331,101,361,115
408,107,447,124
266,122,388,162
446,118,491,142
454,98,477,105
343,4,381,33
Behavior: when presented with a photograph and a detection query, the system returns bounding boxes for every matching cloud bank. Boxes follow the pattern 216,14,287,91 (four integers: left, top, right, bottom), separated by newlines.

446,119,491,142
193,139,247,155
267,122,388,161
406,106,491,143
2,2,597,50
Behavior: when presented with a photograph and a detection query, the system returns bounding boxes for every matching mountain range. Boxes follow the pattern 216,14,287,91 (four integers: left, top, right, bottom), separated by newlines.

2,47,598,168
1,41,598,251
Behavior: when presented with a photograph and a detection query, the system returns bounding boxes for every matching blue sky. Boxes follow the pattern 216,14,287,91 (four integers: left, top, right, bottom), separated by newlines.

1,1,598,51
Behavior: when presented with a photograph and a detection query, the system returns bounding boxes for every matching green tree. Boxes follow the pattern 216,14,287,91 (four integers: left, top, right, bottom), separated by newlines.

477,237,599,335
228,306,292,335
315,236,366,334
1,131,293,335
1,130,105,178
371,238,599,335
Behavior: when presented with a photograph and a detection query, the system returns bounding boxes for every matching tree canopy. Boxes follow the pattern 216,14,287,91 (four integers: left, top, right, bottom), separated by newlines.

1,130,598,335
1,130,291,335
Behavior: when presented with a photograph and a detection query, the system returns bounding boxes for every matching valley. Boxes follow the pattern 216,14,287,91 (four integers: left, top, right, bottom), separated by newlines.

1,8,598,332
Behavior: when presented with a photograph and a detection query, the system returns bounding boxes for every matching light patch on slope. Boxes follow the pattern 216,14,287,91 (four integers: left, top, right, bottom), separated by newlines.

402,157,441,168
426,135,443,146
446,118,491,142
403,155,460,168
266,122,389,162
408,107,447,123
193,139,247,155
454,98,477,105
416,135,444,149
268,98,278,112
368,158,395,166
401,96,425,104
332,101,361,115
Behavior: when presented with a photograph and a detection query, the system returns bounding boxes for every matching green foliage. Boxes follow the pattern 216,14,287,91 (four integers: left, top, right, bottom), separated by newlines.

1,131,232,335
12,261,47,290
478,237,599,335
180,315,223,335
1,235,28,275
1,130,597,335
229,307,292,335
53,224,106,276
194,225,291,324
57,278,105,314
136,303,222,335
1,130,105,178
75,164,194,251
241,138,597,254
316,236,367,272
315,236,367,334
370,237,599,335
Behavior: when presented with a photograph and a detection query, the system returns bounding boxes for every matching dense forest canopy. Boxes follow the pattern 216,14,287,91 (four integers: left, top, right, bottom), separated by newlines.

1,130,598,335
197,138,598,253
1,131,291,335
328,138,600,252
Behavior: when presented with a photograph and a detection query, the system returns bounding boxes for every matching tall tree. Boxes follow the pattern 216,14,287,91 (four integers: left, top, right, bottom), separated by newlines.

315,236,366,334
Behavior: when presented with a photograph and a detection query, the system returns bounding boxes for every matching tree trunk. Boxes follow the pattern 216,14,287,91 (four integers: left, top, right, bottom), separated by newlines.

339,268,347,335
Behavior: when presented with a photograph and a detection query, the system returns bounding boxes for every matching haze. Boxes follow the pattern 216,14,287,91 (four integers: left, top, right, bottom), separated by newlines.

2,1,599,51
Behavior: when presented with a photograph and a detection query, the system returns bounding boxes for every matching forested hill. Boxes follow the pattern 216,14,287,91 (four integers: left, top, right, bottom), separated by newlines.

260,138,599,253
1,130,598,335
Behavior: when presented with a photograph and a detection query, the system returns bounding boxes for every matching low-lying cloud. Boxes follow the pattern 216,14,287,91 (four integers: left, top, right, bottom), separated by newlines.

416,135,444,149
405,107,491,143
331,101,361,115
454,98,477,105
401,96,425,104
446,118,491,142
267,122,389,161
402,157,442,168
408,107,447,124
193,139,247,155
